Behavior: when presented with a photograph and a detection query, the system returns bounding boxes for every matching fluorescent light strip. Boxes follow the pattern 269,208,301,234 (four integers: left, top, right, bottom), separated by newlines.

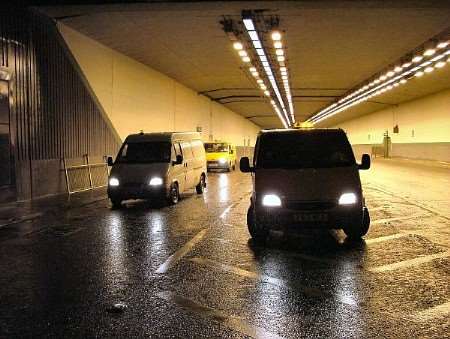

244,19,291,127
309,46,450,123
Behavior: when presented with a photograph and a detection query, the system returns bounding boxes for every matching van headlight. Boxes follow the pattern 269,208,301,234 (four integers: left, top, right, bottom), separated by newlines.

109,177,119,187
218,158,227,164
262,194,282,207
339,192,357,205
149,177,163,186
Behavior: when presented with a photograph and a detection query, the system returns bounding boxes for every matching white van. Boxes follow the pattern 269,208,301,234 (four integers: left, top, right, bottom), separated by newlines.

107,132,207,208
240,128,371,242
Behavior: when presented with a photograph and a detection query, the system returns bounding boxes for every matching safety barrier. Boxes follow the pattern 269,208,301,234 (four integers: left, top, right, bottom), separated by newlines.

63,155,109,194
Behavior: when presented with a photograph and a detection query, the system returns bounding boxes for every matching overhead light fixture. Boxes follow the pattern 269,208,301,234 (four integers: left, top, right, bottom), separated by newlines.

423,48,436,56
242,56,251,62
307,37,450,124
437,41,449,49
271,31,281,41
239,14,293,127
233,42,243,50
274,41,282,49
238,50,248,57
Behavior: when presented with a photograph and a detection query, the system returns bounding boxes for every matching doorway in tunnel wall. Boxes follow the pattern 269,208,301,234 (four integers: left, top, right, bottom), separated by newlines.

0,80,15,203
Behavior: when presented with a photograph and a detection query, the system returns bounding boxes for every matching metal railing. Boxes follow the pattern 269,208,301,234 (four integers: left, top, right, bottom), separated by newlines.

63,155,109,194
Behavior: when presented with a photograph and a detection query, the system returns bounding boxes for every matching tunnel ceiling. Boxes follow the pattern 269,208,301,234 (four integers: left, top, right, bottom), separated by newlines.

40,1,450,128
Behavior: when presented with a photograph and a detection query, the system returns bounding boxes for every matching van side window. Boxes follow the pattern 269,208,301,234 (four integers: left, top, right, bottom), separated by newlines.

121,144,128,157
173,143,182,159
191,140,204,158
181,142,194,160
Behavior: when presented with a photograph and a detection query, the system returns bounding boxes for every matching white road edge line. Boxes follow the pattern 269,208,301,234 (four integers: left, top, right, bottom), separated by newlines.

371,213,424,225
365,233,412,244
413,301,450,321
155,228,208,274
369,251,450,273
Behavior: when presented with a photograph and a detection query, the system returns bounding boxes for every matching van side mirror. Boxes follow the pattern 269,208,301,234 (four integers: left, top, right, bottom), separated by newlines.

359,154,371,170
230,149,234,154
107,156,114,167
240,157,254,173
173,154,183,165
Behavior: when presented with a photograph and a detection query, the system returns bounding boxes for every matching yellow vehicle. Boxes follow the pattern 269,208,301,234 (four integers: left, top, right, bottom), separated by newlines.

204,142,237,171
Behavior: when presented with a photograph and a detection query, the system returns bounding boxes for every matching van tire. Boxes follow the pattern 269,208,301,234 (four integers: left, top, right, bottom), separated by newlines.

196,174,206,194
247,205,268,244
344,208,370,239
111,199,122,209
168,183,179,205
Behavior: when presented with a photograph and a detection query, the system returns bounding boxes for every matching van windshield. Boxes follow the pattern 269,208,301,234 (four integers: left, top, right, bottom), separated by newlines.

116,142,171,164
256,132,356,169
204,143,229,153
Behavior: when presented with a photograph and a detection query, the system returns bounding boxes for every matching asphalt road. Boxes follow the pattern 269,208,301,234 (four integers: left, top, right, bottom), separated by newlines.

0,159,449,338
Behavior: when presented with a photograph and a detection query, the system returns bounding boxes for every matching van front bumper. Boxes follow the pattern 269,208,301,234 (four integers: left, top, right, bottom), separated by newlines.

207,160,230,169
108,183,168,201
254,205,364,230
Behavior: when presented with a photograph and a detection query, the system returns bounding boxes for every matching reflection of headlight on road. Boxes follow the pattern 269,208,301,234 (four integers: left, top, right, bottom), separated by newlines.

149,177,163,186
262,194,282,207
218,158,227,164
339,192,357,205
109,177,119,186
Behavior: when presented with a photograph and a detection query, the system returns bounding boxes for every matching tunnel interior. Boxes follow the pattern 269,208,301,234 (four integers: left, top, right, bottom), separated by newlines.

0,1,449,338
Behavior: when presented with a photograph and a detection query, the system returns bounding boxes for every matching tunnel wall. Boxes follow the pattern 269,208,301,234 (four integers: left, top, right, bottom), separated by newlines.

0,10,121,202
335,89,450,162
58,24,260,148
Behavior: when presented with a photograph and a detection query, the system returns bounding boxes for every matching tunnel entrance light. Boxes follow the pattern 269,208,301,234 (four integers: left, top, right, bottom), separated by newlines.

307,36,450,125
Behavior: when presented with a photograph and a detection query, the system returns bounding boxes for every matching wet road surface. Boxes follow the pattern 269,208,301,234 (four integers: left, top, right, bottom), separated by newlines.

0,159,449,338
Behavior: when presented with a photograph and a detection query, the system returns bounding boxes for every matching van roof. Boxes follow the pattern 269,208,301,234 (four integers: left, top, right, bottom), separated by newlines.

125,132,202,143
259,128,345,135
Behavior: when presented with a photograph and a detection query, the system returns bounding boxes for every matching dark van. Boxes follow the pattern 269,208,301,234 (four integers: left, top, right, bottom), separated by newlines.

240,128,371,242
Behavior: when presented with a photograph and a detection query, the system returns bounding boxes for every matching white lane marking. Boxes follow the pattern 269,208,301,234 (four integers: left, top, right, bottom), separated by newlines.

371,213,424,225
365,233,411,244
369,251,450,273
190,257,326,299
366,184,450,221
155,228,208,274
157,291,286,339
0,212,43,229
219,204,234,219
413,301,450,321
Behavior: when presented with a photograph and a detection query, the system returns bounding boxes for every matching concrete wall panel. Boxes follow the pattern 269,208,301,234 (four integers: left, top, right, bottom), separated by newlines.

335,89,450,161
59,24,260,147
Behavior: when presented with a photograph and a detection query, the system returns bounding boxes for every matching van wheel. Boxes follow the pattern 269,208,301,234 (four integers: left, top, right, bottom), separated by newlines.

344,208,370,239
232,163,236,171
168,184,179,205
111,199,122,209
196,175,206,194
247,205,268,244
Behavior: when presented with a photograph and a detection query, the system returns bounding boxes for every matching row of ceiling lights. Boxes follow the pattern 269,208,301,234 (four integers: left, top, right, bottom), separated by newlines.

230,15,294,128
308,39,450,124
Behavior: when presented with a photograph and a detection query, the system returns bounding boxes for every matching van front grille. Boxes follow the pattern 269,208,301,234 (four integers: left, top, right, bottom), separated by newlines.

284,200,335,211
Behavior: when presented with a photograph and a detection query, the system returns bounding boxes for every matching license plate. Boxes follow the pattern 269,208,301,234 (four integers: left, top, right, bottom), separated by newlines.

293,213,328,222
